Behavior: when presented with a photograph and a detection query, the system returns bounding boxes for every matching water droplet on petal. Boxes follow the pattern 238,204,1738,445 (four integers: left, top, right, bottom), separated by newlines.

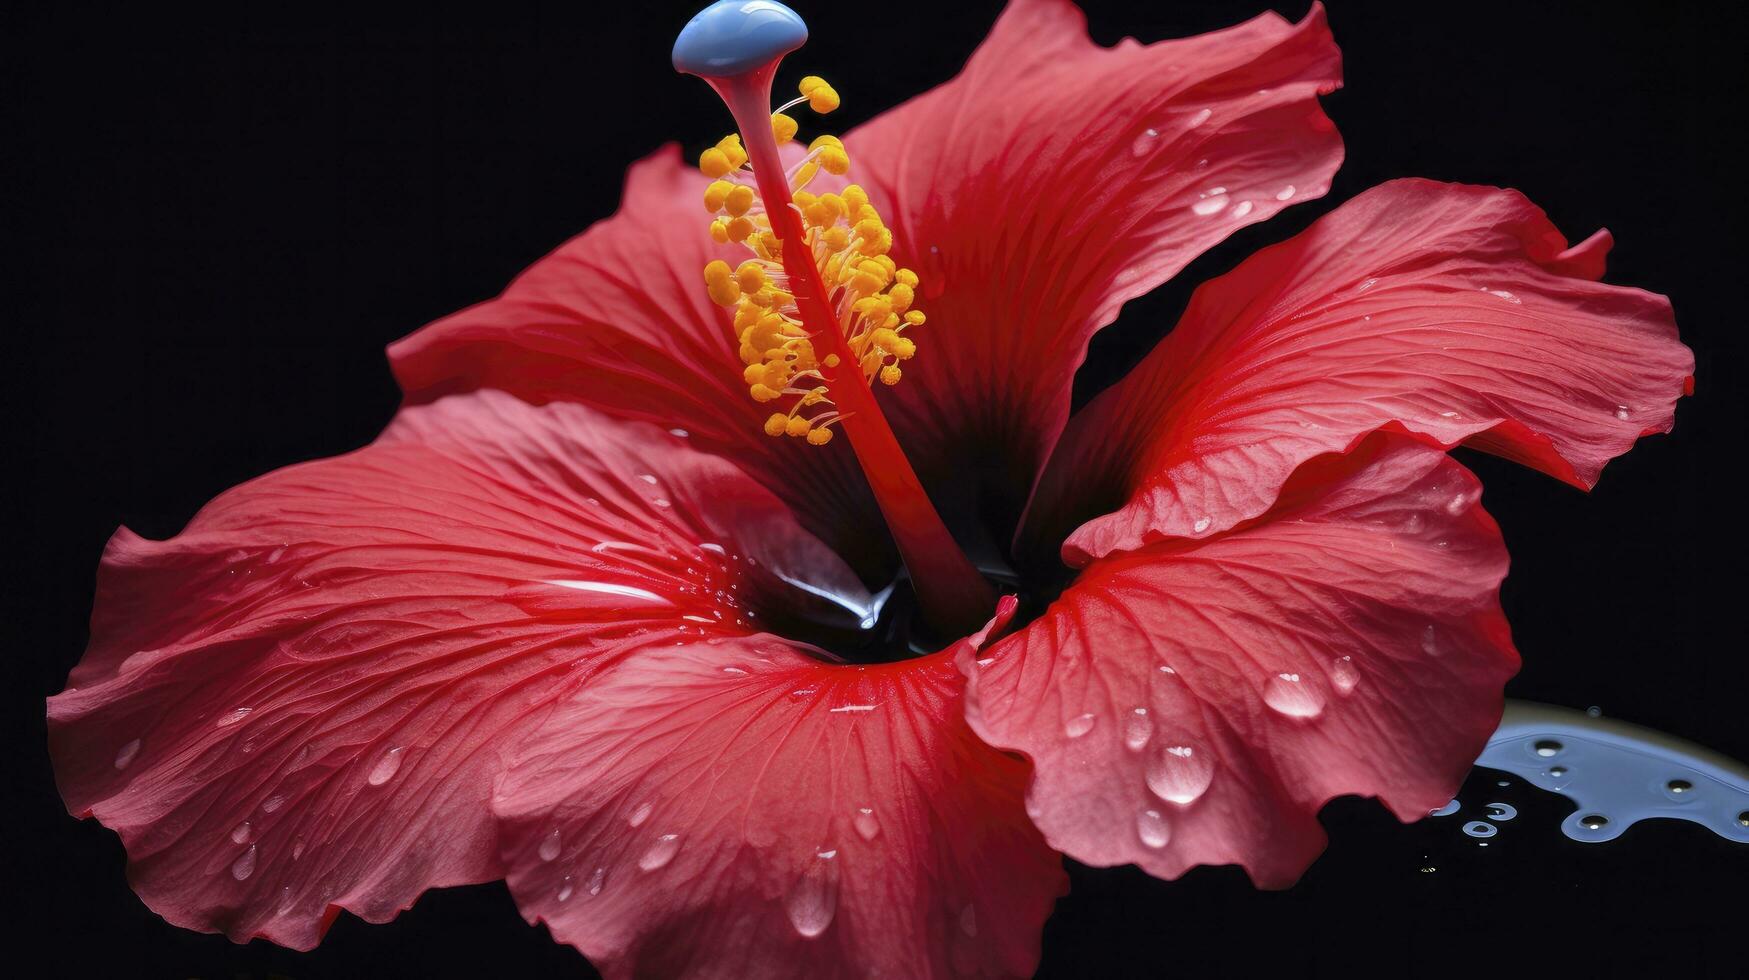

292,837,306,860
1481,287,1522,304
231,844,258,881
959,905,978,937
539,829,562,862
1192,516,1212,533
1065,713,1097,738
1534,739,1563,758
786,857,839,938
1136,808,1171,849
639,834,681,871
1275,185,1296,201
1188,108,1212,127
1146,745,1214,805
556,875,575,902
1124,708,1153,752
1579,814,1609,830
367,746,404,786
1614,405,1631,421
854,807,880,841
722,665,747,675
1462,820,1498,838
114,738,142,770
217,707,253,728
1331,656,1360,695
231,821,253,844
1191,194,1229,217
1262,673,1325,718
1421,625,1441,657
1357,277,1379,292
1129,127,1159,157
262,794,286,814
669,428,690,438
638,474,658,486
628,802,653,827
1430,799,1462,817
1231,200,1254,218
587,865,607,896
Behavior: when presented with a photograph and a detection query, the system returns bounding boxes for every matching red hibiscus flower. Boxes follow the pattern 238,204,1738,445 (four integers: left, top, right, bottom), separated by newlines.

49,1,1692,977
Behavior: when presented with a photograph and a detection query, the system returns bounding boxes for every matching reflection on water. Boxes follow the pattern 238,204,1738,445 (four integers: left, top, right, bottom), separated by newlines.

1441,700,1749,844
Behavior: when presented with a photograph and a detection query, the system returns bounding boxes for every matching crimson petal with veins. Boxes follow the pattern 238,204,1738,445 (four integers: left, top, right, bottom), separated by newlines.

47,390,867,949
967,436,1517,887
1023,179,1693,565
495,597,1065,980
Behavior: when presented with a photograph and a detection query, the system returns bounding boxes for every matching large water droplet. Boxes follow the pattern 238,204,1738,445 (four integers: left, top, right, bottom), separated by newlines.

114,738,142,770
262,794,286,814
628,802,653,828
1331,656,1360,695
1192,516,1212,533
1124,708,1153,752
231,821,253,844
1485,802,1517,821
1129,127,1159,157
1231,200,1255,218
231,844,258,881
1191,194,1229,217
785,854,839,937
1533,739,1564,758
1275,185,1296,201
1262,673,1325,718
1136,808,1171,849
1578,814,1610,830
639,834,682,871
1430,799,1462,817
854,807,880,841
557,875,575,902
1065,713,1097,738
539,829,562,862
1614,405,1631,421
367,746,404,786
1462,820,1498,838
1146,745,1214,805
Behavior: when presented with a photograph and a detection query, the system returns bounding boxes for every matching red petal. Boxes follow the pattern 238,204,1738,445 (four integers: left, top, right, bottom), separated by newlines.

851,0,1343,526
387,148,884,570
1024,179,1693,565
47,391,863,948
967,437,1517,887
495,597,1066,979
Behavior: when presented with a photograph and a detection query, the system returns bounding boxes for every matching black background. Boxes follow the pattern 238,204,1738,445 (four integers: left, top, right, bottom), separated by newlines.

6,1,1745,976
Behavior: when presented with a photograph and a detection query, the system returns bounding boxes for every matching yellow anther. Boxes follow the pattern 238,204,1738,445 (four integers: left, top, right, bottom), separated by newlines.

724,184,756,217
904,310,926,326
704,180,734,212
806,83,840,114
742,363,768,384
803,200,836,227
785,415,812,438
822,226,849,251
802,387,828,406
709,219,732,244
764,413,790,437
708,279,741,307
699,147,733,178
865,228,893,255
893,336,917,359
725,216,757,241
871,328,902,350
704,259,733,284
879,365,902,385
848,268,884,295
853,217,885,242
842,184,868,213
771,112,798,144
799,76,829,96
896,268,918,287
739,342,761,364
750,383,782,402
716,134,748,169
734,261,766,293
888,282,915,311
758,230,783,255
806,427,834,445
818,146,850,175
824,353,841,368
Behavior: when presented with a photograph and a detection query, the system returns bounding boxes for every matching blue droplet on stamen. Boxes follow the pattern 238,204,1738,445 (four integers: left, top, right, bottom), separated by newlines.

672,0,808,77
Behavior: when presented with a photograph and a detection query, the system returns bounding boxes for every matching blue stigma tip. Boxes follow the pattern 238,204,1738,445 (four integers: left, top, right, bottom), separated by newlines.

672,0,808,77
